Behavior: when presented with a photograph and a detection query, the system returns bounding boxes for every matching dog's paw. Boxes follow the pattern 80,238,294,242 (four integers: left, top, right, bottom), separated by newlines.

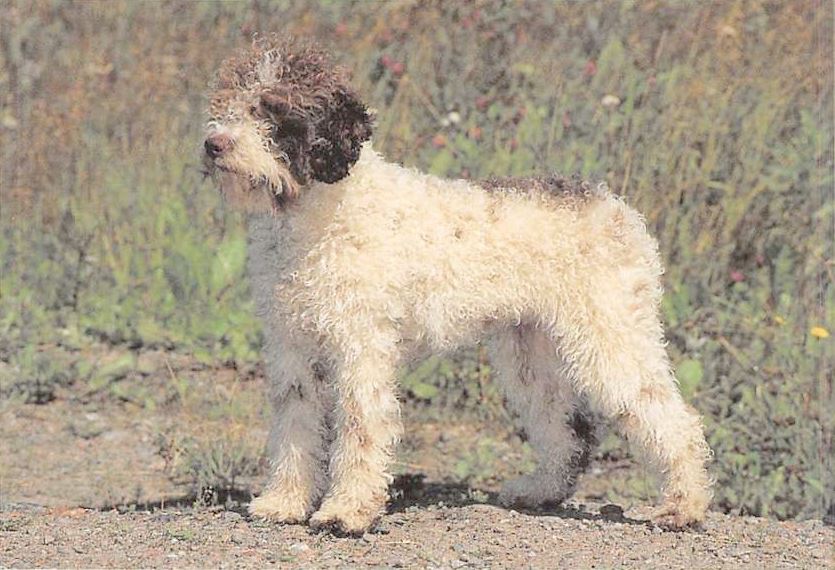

499,474,570,509
249,493,311,524
651,500,706,530
308,501,380,536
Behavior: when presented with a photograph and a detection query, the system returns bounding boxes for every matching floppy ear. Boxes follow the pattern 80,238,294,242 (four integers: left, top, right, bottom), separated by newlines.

309,90,373,183
260,91,315,184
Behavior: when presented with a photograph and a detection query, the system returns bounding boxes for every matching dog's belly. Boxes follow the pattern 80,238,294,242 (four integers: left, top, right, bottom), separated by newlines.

399,311,507,356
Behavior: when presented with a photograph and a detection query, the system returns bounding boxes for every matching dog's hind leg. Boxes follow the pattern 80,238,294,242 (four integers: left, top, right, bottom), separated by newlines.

490,324,596,509
249,335,331,523
557,293,713,528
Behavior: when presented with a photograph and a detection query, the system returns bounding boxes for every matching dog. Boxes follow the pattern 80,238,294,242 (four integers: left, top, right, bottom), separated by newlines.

203,36,712,535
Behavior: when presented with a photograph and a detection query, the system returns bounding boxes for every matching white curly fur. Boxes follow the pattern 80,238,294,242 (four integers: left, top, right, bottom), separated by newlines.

235,144,712,534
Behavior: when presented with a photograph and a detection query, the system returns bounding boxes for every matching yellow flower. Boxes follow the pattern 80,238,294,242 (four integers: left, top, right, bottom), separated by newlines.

810,326,830,339
774,315,785,325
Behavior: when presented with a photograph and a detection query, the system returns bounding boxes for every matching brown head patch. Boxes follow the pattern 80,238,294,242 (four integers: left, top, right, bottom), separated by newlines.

207,36,373,192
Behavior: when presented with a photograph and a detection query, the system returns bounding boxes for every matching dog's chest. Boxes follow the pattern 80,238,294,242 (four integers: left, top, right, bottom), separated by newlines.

245,213,348,336
245,216,302,324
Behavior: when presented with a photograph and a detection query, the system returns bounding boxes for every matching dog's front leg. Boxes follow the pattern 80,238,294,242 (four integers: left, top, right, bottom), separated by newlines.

309,346,402,535
249,336,330,524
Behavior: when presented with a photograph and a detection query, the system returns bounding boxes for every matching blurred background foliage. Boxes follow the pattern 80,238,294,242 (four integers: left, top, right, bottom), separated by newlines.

0,0,832,520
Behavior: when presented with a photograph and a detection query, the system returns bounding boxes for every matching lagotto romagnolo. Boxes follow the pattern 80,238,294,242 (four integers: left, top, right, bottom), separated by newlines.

203,36,712,535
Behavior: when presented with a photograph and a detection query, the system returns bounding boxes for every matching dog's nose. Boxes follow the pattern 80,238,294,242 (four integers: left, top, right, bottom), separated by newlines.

205,133,233,158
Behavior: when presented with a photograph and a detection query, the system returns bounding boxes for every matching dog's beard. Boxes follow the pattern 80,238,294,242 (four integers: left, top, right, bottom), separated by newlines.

208,161,299,214
203,121,301,212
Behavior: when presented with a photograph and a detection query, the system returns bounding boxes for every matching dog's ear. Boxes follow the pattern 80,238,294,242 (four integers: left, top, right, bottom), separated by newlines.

309,90,373,184
259,91,315,184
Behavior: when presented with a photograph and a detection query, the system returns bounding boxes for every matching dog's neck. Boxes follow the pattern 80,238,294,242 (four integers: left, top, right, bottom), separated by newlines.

244,143,381,254
323,141,387,189
247,142,386,226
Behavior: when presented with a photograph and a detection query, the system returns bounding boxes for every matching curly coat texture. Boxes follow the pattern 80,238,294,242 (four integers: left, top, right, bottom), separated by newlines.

204,37,713,535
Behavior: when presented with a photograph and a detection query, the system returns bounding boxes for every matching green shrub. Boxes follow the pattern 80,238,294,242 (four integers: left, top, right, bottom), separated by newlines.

1,346,78,404
156,430,261,506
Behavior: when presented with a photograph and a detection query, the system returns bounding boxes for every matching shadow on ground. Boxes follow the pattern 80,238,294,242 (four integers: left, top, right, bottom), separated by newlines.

95,473,647,528
388,474,648,527
96,489,253,515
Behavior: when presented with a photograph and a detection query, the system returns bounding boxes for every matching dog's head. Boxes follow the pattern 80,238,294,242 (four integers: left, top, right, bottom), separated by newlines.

204,37,373,211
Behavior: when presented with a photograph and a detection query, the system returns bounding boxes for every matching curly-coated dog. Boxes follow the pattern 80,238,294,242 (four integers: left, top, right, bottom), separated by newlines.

203,37,712,535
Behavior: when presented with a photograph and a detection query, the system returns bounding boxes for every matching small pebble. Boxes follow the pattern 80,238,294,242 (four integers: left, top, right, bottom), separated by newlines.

289,542,310,554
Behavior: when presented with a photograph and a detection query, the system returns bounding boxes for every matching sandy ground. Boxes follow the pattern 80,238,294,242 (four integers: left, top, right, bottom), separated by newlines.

1,502,831,568
1,358,832,569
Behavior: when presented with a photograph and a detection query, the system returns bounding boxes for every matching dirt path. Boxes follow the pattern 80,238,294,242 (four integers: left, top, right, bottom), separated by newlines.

1,502,831,568
1,359,832,568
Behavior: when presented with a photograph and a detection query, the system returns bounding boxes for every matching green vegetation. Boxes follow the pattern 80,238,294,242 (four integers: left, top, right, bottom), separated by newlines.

0,1,831,520
156,429,262,506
